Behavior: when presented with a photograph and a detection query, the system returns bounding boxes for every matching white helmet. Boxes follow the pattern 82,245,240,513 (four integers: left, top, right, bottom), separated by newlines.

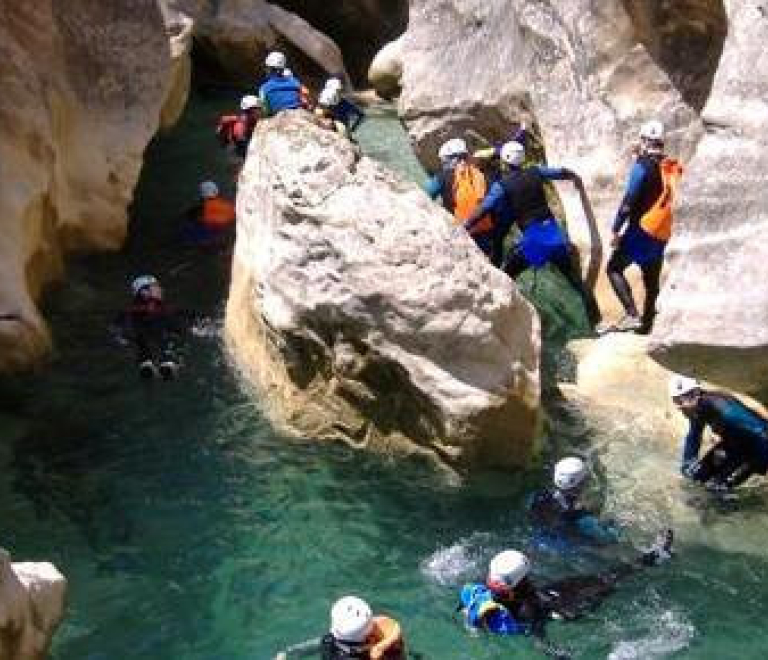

265,51,286,69
318,87,340,108
240,95,260,111
131,274,158,296
500,140,525,167
438,138,468,161
488,550,531,589
554,457,588,491
325,77,343,92
639,119,664,142
199,180,219,199
330,596,373,643
668,374,700,399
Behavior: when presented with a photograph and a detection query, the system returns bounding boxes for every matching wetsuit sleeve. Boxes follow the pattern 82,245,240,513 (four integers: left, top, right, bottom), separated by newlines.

483,608,528,635
612,162,646,233
423,174,443,200
533,165,577,181
464,181,505,231
574,513,620,543
273,637,323,658
681,417,706,475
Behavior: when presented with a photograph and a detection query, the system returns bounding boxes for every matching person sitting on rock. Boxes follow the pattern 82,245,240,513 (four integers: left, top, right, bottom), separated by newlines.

216,94,262,160
670,374,768,490
182,180,236,247
424,137,496,258
111,275,185,380
460,535,673,647
602,120,683,334
529,456,620,550
315,78,365,136
274,595,406,659
259,51,302,117
463,141,600,328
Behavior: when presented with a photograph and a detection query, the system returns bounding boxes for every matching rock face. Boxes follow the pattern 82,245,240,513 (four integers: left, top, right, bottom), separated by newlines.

159,3,195,130
0,0,177,371
226,112,541,470
0,549,67,660
650,1,768,398
394,0,724,312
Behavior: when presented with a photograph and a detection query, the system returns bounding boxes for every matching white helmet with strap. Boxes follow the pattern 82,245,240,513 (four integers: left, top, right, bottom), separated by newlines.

554,456,588,490
668,374,700,399
199,180,219,199
240,95,261,111
488,549,531,589
500,140,525,167
131,275,158,296
330,596,373,643
265,51,286,69
438,138,468,161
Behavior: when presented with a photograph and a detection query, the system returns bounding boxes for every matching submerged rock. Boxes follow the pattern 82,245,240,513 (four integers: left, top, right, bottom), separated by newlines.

650,1,768,399
0,549,66,660
226,111,541,470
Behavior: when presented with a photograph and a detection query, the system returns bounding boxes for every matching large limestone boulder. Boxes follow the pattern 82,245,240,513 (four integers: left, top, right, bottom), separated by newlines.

226,112,541,471
560,334,768,558
0,549,67,660
394,0,720,313
650,0,768,398
0,0,173,371
368,36,404,100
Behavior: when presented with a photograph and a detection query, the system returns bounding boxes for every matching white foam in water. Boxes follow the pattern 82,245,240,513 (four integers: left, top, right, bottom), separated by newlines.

420,533,492,585
608,610,695,660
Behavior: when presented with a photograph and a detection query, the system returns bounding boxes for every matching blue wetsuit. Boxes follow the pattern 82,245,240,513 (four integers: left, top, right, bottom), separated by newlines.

259,73,302,116
330,98,365,133
681,391,768,487
607,154,667,330
460,584,530,635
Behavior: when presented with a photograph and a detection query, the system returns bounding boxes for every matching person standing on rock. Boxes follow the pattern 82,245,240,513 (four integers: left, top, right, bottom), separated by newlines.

463,141,601,328
425,138,496,258
315,78,366,137
259,51,302,116
670,374,768,490
602,120,683,334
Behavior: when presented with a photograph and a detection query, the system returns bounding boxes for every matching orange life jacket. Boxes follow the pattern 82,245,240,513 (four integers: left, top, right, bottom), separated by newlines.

450,162,494,235
216,114,251,145
368,616,405,660
639,157,683,241
201,197,236,230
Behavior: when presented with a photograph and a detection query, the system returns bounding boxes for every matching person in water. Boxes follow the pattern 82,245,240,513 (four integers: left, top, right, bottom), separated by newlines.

670,374,768,490
460,532,673,643
112,275,186,379
602,120,683,334
463,140,601,328
259,51,302,117
425,137,496,258
183,180,236,247
216,94,262,160
274,595,405,659
529,456,620,548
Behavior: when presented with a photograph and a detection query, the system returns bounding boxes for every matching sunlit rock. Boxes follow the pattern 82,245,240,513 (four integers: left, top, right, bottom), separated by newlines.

650,1,768,399
368,37,404,100
0,0,171,371
226,111,541,471
0,549,67,660
159,3,194,129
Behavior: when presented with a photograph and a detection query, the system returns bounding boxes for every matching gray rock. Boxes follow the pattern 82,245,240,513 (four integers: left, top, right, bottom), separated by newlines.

225,111,541,471
649,1,768,397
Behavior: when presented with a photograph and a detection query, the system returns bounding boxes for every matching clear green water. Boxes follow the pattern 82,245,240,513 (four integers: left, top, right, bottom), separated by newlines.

1,94,767,660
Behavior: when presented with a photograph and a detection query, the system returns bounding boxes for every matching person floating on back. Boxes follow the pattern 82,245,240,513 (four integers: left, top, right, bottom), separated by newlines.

259,51,302,117
274,595,406,659
529,456,620,550
216,94,262,160
111,276,185,380
182,180,236,247
424,138,496,259
463,140,601,328
602,120,683,334
315,78,366,137
670,375,768,490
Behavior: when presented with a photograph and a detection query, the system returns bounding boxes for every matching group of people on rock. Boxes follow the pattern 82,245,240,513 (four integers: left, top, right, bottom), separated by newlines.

427,119,682,335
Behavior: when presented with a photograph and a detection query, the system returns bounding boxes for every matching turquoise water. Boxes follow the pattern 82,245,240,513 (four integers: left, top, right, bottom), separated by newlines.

1,94,767,659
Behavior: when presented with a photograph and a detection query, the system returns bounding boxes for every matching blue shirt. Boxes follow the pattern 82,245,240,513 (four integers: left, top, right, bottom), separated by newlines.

612,162,647,234
258,74,301,116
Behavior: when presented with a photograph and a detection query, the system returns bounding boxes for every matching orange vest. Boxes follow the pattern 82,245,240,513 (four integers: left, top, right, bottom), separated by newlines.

368,616,405,660
639,157,683,241
201,197,236,230
451,162,494,235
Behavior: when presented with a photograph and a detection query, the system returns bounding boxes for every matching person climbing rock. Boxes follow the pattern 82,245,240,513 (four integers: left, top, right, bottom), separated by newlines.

670,375,768,490
459,533,673,649
425,138,495,258
274,596,406,659
259,51,302,117
183,180,236,247
111,275,186,380
529,456,620,549
463,140,601,327
216,95,262,160
315,79,365,136
602,120,683,334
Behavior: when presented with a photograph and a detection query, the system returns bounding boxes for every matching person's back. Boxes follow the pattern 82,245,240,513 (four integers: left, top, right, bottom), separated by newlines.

260,72,301,116
499,166,552,229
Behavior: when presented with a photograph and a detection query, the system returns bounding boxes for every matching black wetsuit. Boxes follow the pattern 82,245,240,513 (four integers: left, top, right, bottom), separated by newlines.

114,298,184,366
529,488,619,546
